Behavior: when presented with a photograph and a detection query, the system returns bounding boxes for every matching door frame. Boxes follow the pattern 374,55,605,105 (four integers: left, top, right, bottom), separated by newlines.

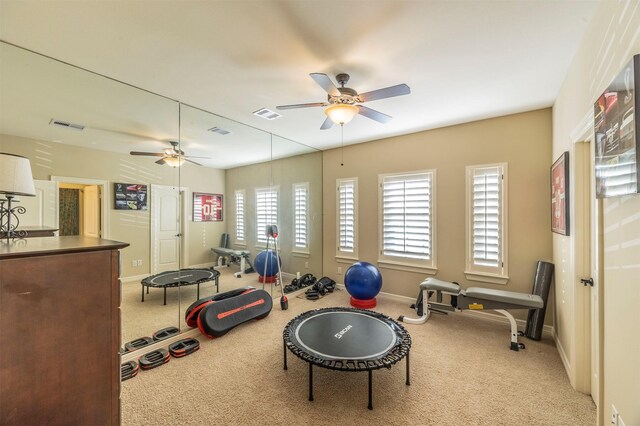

150,185,189,274
569,111,604,420
51,176,109,238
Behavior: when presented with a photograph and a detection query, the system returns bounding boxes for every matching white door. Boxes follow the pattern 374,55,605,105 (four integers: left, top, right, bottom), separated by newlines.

151,185,181,273
18,179,57,228
82,185,100,237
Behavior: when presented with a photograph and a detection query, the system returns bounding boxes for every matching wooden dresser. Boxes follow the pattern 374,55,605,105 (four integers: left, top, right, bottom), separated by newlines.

0,236,129,426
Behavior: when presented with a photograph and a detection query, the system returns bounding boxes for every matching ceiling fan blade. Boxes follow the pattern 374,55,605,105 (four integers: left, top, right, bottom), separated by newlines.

276,102,328,110
358,84,410,103
357,105,392,123
182,155,212,159
184,158,203,166
310,73,340,97
155,158,167,165
320,116,334,130
130,151,165,157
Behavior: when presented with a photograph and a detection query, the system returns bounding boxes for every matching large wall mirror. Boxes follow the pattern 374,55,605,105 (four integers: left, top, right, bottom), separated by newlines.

0,41,323,355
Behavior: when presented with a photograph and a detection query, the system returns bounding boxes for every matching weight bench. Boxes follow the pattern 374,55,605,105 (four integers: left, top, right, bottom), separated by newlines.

398,278,544,351
211,233,254,278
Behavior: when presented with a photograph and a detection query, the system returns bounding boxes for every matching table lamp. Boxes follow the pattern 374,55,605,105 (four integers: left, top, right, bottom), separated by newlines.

0,153,36,243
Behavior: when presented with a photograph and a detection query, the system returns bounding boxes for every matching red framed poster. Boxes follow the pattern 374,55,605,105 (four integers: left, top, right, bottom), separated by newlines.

193,193,223,222
551,152,569,236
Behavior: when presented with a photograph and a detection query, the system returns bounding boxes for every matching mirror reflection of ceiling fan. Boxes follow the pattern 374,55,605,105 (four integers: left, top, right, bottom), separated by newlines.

130,141,210,167
276,73,410,129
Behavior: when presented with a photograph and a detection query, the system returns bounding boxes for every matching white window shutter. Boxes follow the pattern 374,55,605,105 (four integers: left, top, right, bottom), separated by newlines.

256,187,278,243
235,190,244,241
338,180,356,253
381,173,432,260
472,167,501,267
294,183,308,249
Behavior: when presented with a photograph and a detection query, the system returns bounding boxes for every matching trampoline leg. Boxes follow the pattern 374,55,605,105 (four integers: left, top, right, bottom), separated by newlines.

197,283,200,300
368,370,373,410
308,363,314,402
406,350,411,386
283,339,288,370
216,277,219,293
141,285,145,302
163,288,167,305
147,286,149,294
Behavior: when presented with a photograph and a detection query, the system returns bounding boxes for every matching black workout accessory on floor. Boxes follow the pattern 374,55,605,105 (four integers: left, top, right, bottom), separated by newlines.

121,361,139,381
152,326,180,341
139,349,170,370
283,307,411,410
197,289,273,338
185,286,256,328
124,336,154,352
305,276,336,300
169,338,200,358
141,268,220,305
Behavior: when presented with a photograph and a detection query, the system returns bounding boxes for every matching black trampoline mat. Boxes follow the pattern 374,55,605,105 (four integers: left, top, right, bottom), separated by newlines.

294,311,397,360
145,269,217,287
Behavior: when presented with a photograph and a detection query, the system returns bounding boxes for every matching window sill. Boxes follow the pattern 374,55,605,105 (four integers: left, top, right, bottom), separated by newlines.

292,251,310,258
464,271,509,285
378,260,437,275
335,255,359,264
234,242,247,249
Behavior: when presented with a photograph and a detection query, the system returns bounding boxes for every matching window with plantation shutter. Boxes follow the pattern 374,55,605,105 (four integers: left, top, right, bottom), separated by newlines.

336,178,358,259
235,190,245,243
378,171,436,272
293,183,308,251
465,163,509,284
256,187,278,244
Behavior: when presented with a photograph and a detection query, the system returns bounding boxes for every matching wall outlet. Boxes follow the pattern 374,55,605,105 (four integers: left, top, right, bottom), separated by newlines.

337,266,342,275
131,260,137,267
137,260,143,267
611,405,618,425
304,261,309,269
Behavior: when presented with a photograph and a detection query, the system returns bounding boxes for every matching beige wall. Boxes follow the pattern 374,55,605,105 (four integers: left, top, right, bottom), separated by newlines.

0,134,225,277
552,1,640,424
225,151,323,278
323,109,553,322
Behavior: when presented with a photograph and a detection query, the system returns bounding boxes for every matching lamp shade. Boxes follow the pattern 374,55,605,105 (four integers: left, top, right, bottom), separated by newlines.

325,104,359,125
0,153,36,196
164,156,185,168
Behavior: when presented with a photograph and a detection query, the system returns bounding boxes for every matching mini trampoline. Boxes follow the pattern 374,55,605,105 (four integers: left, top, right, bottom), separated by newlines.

283,307,411,409
141,268,220,305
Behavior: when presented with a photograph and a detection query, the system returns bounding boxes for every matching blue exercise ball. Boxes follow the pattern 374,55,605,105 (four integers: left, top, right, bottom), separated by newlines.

254,250,281,277
344,261,383,301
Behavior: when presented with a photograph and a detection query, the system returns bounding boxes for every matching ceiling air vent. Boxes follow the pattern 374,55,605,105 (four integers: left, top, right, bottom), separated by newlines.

207,127,231,135
253,108,282,120
49,119,85,131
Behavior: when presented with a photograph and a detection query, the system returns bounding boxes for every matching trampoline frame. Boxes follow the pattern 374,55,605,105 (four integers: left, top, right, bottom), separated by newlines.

140,268,220,305
283,307,411,409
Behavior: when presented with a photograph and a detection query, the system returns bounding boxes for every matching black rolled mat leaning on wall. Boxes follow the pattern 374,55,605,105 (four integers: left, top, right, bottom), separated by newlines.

525,260,555,341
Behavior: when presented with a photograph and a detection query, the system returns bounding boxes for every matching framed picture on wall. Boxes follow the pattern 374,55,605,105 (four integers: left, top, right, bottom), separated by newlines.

593,54,640,198
193,193,223,222
114,183,147,210
551,152,570,236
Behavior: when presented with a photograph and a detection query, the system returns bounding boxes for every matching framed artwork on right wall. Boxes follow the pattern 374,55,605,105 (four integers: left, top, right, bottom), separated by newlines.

593,54,640,198
551,152,570,236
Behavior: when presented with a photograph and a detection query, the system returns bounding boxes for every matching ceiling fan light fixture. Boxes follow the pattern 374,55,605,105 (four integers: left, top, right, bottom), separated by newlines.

164,156,185,168
325,104,358,125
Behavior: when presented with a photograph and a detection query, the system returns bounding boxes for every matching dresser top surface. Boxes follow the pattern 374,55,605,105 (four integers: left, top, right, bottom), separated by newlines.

0,236,129,259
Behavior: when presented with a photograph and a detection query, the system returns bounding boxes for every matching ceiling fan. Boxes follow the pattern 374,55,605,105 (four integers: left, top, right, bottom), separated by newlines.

130,141,210,167
276,73,410,130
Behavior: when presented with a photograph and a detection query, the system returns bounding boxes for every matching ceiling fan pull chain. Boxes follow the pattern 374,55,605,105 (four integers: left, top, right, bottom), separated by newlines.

341,124,344,167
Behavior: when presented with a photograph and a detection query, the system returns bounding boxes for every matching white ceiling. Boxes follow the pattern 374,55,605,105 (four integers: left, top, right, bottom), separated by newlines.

0,0,597,152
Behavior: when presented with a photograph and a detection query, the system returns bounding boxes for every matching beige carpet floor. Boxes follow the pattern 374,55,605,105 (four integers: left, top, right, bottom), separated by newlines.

121,289,596,425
